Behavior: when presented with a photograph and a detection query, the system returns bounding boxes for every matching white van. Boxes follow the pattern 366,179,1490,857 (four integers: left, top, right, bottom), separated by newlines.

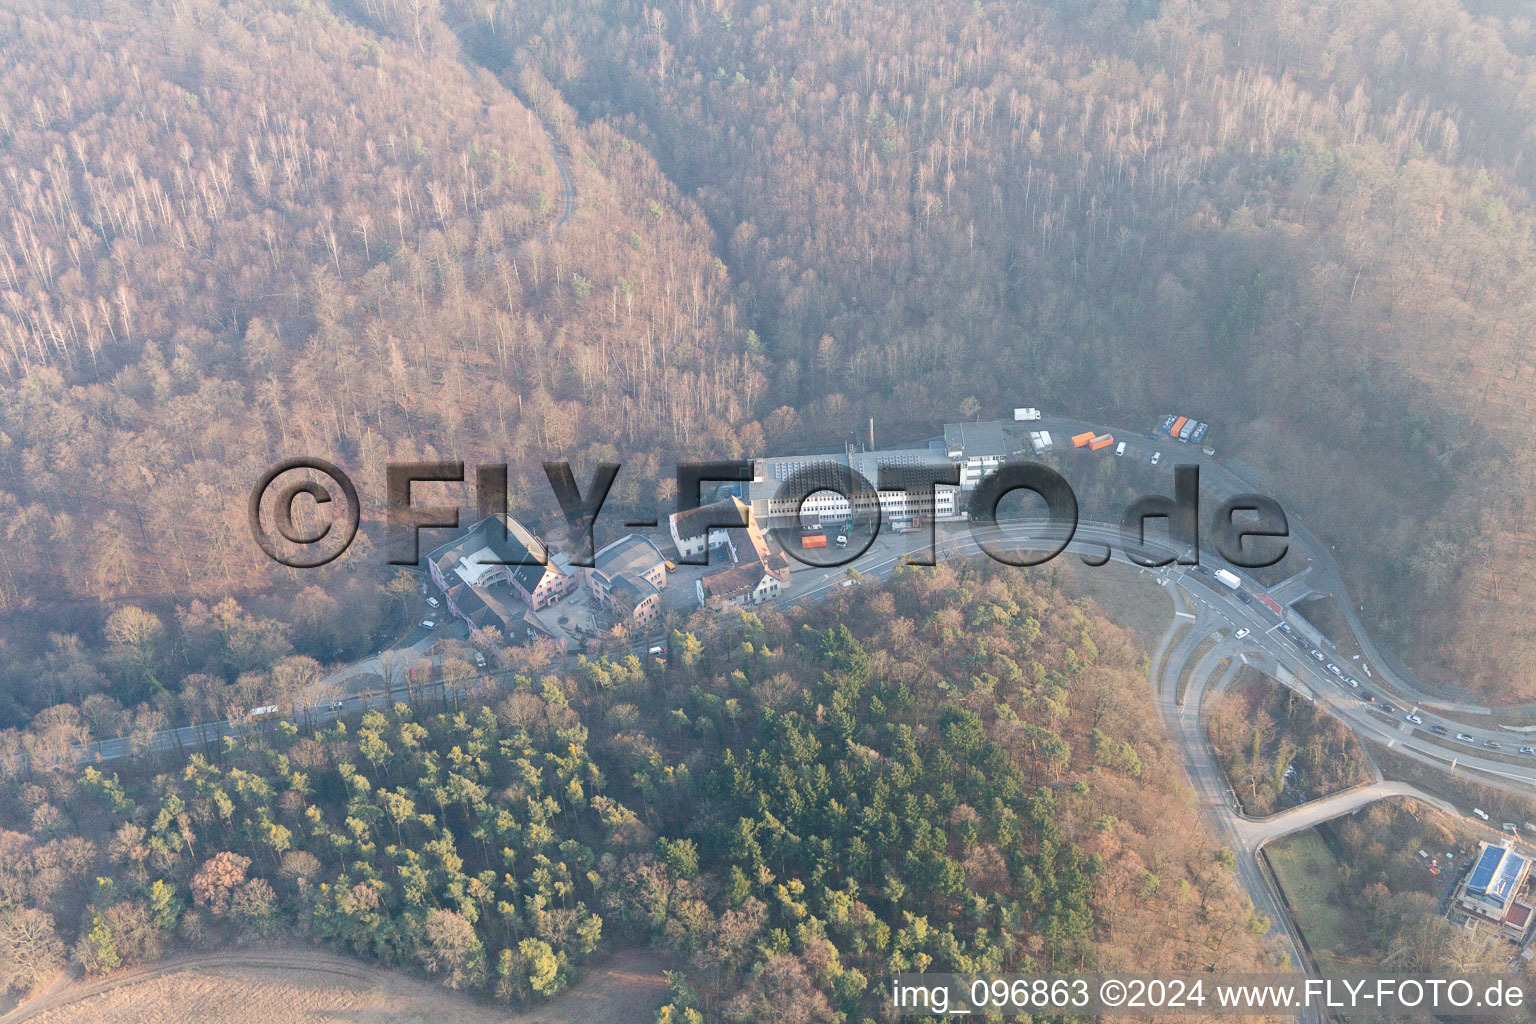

1115,441,1126,456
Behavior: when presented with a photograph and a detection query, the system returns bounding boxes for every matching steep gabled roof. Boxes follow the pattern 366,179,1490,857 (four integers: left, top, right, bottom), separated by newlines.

700,563,766,601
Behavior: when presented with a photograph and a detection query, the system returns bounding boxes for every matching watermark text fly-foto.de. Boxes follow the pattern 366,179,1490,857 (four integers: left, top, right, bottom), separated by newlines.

248,457,1288,572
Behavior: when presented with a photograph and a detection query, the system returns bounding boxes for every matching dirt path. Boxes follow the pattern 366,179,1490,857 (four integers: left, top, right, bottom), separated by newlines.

2,947,666,1024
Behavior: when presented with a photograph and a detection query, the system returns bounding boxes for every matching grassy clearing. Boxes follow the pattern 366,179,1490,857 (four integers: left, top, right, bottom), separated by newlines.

1263,831,1357,972
1293,594,1365,663
1175,634,1221,705
1055,558,1173,652
14,948,667,1024
1151,620,1192,683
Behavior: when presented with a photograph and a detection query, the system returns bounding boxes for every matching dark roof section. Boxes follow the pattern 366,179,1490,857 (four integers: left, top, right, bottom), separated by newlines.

611,574,661,601
729,525,790,578
672,495,751,542
700,563,764,601
426,514,556,594
445,581,518,633
593,534,667,581
943,420,1012,459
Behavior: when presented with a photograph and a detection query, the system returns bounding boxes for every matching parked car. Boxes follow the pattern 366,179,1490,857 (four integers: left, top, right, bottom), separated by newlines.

1405,713,1423,724
1151,451,1161,465
474,652,487,668
1234,628,1249,639
1486,740,1502,751
1380,703,1396,713
1345,677,1360,688
1310,649,1325,662
426,596,440,608
1520,747,1536,756
1327,663,1342,676
1362,691,1376,703
421,619,436,629
1278,623,1293,633
1429,725,1448,735
1457,733,1475,743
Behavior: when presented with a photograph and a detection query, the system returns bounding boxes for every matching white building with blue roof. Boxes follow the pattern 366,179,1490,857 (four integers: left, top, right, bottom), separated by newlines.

1455,841,1534,940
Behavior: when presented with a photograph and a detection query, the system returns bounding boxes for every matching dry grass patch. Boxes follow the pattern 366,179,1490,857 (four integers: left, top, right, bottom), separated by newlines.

15,948,667,1024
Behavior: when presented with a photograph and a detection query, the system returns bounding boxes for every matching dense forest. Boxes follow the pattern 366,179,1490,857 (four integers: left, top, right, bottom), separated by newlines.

0,0,767,729
0,564,1280,1019
438,0,1536,698
8,0,1532,1009
1,0,1535,730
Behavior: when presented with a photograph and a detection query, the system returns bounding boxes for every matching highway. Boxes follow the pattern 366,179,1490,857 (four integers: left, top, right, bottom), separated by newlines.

57,425,1536,1016
76,514,1536,794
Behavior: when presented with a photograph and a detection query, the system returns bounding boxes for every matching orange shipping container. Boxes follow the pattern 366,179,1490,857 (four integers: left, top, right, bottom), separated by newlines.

1170,415,1188,436
801,535,827,549
1089,434,1114,450
1071,431,1096,447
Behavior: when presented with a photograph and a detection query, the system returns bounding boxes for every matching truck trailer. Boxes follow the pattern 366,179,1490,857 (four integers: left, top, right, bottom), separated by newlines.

801,534,827,549
1213,568,1241,589
1089,434,1115,450
1161,414,1211,443
1071,431,1097,448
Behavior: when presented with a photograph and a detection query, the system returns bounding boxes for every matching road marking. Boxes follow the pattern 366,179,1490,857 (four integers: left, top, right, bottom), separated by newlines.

1175,611,1195,620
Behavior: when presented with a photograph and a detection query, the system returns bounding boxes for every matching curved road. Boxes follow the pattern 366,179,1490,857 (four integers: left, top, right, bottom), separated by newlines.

55,513,1517,1023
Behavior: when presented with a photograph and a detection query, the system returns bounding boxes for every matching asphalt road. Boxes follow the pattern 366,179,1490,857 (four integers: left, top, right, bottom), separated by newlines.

60,418,1536,1020
78,515,1536,788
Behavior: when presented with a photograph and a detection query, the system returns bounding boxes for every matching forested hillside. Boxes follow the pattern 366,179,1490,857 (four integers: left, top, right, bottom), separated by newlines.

0,565,1279,1019
444,0,1536,698
0,0,768,726
0,0,757,599
4,0,1536,719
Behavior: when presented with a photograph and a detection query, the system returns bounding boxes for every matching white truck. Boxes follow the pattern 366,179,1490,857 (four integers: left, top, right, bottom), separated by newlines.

1213,568,1241,590
1014,407,1042,421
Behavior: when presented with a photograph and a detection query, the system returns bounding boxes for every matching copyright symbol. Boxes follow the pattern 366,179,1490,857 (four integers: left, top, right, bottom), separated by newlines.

1100,979,1127,1007
249,457,360,568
